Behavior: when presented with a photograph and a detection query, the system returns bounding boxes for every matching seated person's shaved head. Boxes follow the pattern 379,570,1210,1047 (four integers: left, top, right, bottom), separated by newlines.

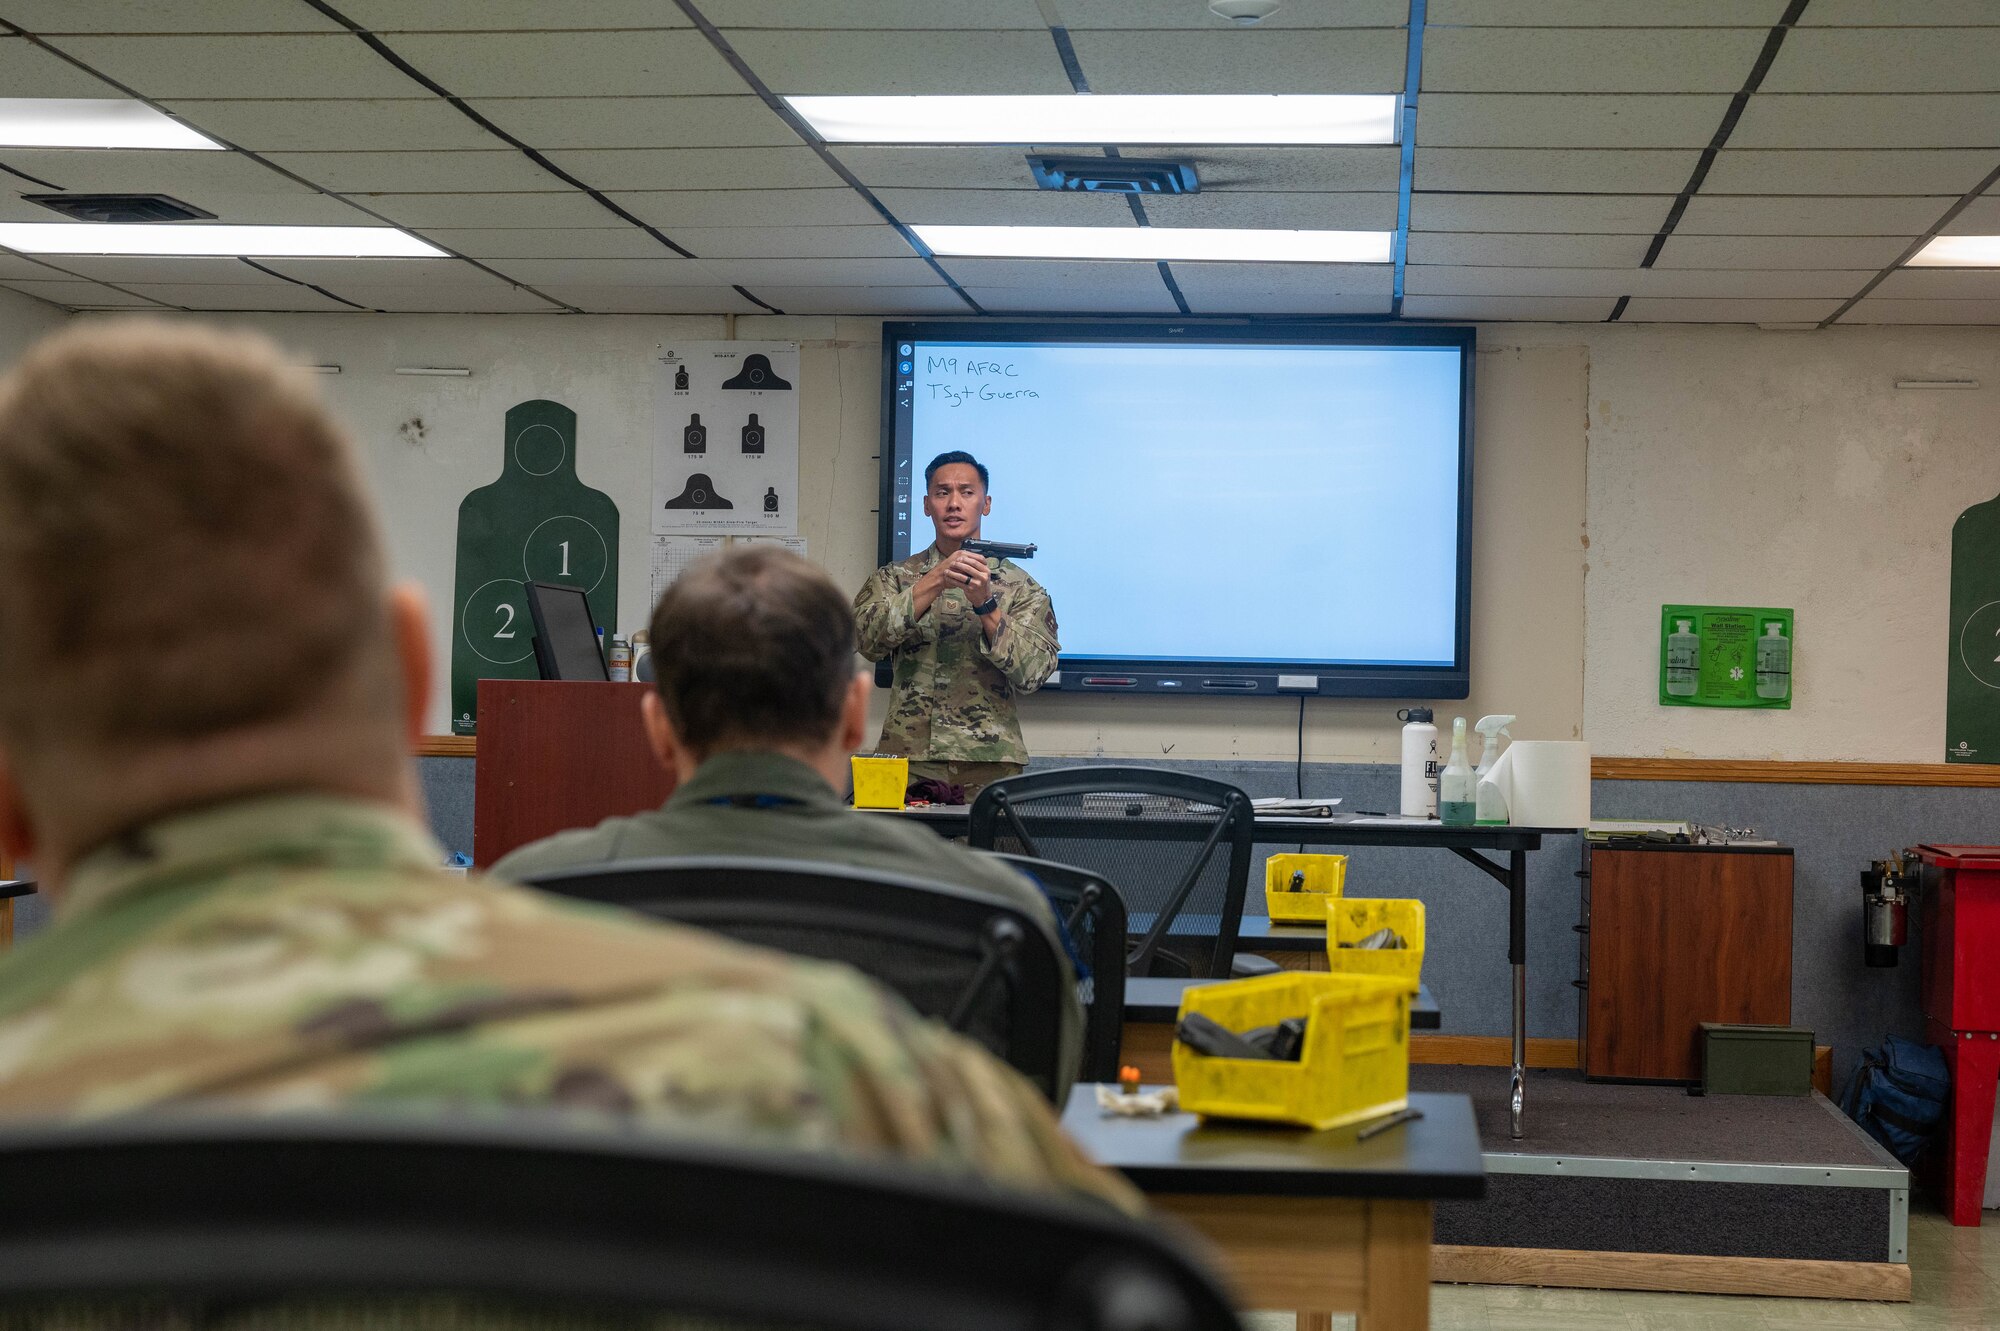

0,320,1132,1213
0,320,422,870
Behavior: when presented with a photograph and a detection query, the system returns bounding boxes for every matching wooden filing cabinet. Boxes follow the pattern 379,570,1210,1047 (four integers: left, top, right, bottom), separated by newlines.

1577,843,1794,1082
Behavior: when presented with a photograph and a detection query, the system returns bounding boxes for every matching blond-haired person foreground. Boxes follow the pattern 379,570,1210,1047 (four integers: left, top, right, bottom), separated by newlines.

0,320,1132,1210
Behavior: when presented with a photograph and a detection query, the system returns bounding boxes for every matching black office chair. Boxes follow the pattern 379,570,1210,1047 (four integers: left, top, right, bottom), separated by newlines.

970,768,1265,981
993,853,1128,1084
524,856,1072,1101
0,1113,1244,1331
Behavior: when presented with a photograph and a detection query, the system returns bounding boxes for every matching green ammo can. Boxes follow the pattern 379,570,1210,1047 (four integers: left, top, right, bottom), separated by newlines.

1699,1023,1815,1095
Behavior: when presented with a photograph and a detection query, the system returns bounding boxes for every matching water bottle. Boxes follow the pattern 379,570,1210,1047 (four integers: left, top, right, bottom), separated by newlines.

1397,707,1439,818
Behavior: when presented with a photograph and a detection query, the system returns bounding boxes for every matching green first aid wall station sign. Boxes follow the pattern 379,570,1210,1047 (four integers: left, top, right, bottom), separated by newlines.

1946,495,2000,764
1659,604,1793,709
450,399,621,734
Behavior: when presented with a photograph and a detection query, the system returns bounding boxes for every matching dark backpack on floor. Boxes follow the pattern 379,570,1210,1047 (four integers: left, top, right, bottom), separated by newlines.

1841,1035,1950,1166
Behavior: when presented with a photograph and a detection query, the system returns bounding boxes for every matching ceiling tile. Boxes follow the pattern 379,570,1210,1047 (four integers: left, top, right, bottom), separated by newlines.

0,35,123,96
542,147,842,191
0,254,62,279
702,257,943,287
1424,27,1769,93
363,192,629,229
609,188,885,228
339,1,693,29
702,0,1046,28
24,255,286,284
1702,150,2000,197
1061,0,1407,26
653,225,917,259
1408,233,1649,266
265,151,561,194
1427,1,1787,23
0,278,163,307
43,34,426,99
1066,29,1408,93
1839,298,2000,325
1652,235,1912,270
536,283,764,314
466,96,800,150
1142,191,1400,229
1804,0,2000,23
250,257,498,286
1407,265,1872,299
931,257,1182,293
294,281,564,312
464,257,704,285
1169,261,1394,315
0,148,302,194
1729,95,2000,150
755,285,971,315
161,99,497,153
1418,94,1733,149
115,282,361,312
374,30,740,98
2,1,346,32
1675,196,1956,236
0,187,372,227
872,188,1137,226
834,145,1398,192
1412,193,1672,233
1870,269,2000,300
417,227,676,259
1764,28,2000,93
1616,297,1843,323
724,30,1072,95
1414,147,1697,193
1400,294,1616,321
966,283,1181,314
1943,195,2000,234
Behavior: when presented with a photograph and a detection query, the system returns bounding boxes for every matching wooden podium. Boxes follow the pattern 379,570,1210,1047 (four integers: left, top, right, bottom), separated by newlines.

473,679,677,868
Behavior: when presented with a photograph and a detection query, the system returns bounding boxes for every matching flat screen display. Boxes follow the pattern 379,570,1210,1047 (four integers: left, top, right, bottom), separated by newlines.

526,581,608,682
879,322,1474,698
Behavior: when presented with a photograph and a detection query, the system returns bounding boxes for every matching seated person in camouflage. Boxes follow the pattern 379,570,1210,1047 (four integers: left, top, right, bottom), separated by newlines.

492,546,1084,1097
0,321,1131,1212
853,451,1059,801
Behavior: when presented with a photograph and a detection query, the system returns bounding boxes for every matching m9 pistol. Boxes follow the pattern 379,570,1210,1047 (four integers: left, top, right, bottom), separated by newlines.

961,538,1037,560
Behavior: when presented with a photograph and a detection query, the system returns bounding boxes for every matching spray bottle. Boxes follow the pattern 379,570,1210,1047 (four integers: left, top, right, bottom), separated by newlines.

1473,714,1515,824
1397,707,1439,818
1439,717,1476,827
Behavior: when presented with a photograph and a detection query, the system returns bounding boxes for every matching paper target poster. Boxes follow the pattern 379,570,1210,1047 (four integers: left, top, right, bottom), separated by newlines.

655,342,798,535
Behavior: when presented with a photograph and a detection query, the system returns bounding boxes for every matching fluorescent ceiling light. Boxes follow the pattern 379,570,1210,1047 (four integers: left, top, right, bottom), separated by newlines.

0,98,222,150
785,94,1398,145
912,224,1392,265
1908,236,2000,267
0,224,443,257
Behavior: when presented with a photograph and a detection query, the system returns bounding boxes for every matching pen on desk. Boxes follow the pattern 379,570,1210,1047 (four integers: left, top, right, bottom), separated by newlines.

1356,1107,1424,1141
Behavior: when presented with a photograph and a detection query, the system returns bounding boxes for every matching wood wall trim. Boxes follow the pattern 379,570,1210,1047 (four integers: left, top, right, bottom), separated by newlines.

1409,1035,1578,1069
1432,1246,1910,1302
416,735,476,757
1592,757,2000,787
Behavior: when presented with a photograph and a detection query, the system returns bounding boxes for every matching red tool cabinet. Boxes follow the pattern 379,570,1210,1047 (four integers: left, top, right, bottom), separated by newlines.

1915,844,2000,1226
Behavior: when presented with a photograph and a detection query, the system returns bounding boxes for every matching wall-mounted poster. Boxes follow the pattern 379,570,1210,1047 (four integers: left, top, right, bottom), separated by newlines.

1657,604,1793,709
449,399,619,734
1946,494,2000,763
655,342,799,536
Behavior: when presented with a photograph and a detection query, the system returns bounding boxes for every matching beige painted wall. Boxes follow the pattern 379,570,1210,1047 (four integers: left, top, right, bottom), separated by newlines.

0,286,67,367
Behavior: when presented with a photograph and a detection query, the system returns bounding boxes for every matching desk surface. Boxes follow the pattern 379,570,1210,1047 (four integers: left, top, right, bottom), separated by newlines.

870,803,1569,849
1063,1087,1484,1200
1123,977,1440,1030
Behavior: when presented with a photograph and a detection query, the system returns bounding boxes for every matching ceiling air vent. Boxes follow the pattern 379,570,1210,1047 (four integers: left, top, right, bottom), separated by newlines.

1026,156,1199,195
22,193,216,223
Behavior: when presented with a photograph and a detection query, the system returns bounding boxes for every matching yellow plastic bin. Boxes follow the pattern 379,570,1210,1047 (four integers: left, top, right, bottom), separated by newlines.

1325,897,1426,993
1263,852,1347,923
1171,972,1410,1130
850,754,910,810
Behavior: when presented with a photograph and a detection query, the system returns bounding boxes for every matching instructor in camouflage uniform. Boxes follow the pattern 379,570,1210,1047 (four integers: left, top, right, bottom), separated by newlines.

854,451,1059,800
0,322,1132,1212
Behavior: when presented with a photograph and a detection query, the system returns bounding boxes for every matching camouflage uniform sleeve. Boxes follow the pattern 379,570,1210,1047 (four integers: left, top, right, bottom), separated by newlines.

979,572,1060,693
853,564,922,663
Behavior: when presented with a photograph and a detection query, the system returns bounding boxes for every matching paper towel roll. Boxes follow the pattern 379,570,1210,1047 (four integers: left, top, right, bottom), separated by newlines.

1476,740,1591,828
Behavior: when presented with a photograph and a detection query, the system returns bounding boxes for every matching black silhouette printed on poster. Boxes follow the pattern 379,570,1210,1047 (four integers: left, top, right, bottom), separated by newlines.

665,473,732,510
722,353,792,391
656,341,797,535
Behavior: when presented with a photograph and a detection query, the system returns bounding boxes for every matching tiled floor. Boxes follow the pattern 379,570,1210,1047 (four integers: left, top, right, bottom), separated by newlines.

1243,1204,1999,1330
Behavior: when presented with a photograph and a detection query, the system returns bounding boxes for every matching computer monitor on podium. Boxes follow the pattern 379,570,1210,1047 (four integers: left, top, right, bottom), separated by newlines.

525,581,607,682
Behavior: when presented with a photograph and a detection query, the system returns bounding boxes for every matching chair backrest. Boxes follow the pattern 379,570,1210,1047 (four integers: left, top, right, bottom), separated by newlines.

524,856,1071,1100
0,1113,1245,1331
992,853,1128,1084
970,768,1256,979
